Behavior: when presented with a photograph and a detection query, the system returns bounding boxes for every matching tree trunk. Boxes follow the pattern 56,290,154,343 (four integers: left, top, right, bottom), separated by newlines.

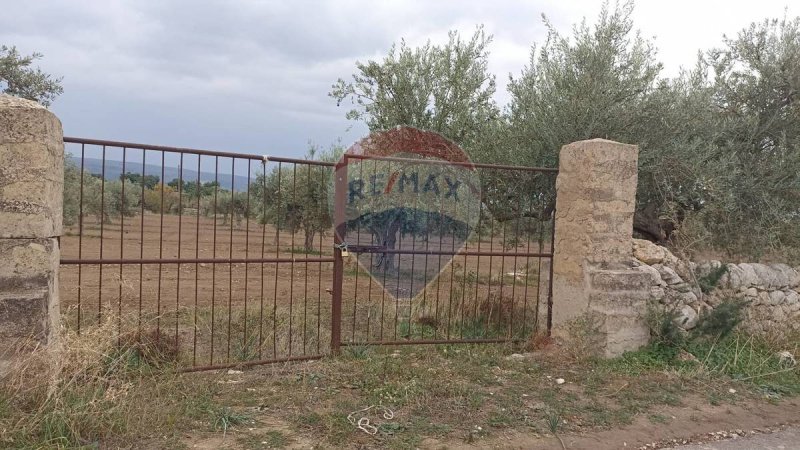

375,219,401,272
304,229,316,252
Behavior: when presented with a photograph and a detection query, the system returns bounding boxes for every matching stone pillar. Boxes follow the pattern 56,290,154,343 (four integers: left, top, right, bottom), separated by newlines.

551,139,649,357
0,95,63,372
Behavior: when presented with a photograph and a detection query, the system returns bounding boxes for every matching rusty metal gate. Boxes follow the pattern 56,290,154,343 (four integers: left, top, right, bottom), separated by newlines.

60,137,556,371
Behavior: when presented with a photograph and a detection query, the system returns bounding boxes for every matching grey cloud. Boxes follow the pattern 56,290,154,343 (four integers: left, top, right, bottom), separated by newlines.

0,0,632,157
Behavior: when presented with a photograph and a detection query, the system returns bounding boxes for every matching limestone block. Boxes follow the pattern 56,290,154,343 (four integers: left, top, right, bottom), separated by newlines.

600,313,650,358
767,290,786,306
726,264,759,289
696,260,723,278
633,263,664,287
632,239,667,265
589,269,655,292
0,95,64,239
764,264,795,289
786,290,799,305
751,264,779,290
649,286,666,301
0,238,60,361
0,238,58,283
679,291,698,306
552,139,639,330
653,264,683,285
675,305,699,330
772,305,786,322
588,291,649,316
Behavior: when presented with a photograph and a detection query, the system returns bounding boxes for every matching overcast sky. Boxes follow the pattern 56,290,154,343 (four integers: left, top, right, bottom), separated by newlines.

2,0,795,159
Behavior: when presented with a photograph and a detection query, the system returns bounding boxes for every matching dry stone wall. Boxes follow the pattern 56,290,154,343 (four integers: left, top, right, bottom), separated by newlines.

632,239,800,335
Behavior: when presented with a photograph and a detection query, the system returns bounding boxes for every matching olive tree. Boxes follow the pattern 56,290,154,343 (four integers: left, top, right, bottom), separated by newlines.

695,15,800,258
330,27,499,149
253,144,342,252
0,45,62,106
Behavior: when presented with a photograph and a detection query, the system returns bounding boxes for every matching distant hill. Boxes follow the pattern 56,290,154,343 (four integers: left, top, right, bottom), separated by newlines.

69,156,253,191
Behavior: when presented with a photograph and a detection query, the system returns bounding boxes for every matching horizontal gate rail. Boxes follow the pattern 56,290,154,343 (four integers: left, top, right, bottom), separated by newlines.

61,257,335,265
344,152,559,172
345,245,553,258
63,136,336,166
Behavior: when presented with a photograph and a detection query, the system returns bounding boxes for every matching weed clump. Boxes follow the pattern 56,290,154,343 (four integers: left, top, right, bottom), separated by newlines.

613,299,799,395
0,317,218,447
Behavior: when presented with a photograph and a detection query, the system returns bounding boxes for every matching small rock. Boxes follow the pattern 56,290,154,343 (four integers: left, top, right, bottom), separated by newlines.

728,388,737,394
555,378,565,385
677,350,698,362
768,290,786,306
777,350,796,366
227,369,243,375
674,305,699,330
530,402,546,411
633,239,667,265
655,264,683,285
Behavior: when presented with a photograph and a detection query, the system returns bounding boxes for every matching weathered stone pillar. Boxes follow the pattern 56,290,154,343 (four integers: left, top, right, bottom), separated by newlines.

551,139,649,357
0,95,63,372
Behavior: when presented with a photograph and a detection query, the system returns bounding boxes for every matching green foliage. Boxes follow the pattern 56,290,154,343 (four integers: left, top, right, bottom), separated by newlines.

69,174,141,224
169,179,220,199
330,27,498,149
0,45,63,106
646,306,686,361
331,1,800,261
62,156,82,226
210,407,250,433
698,265,729,294
122,172,159,190
252,143,342,250
696,15,800,258
143,183,181,214
693,299,748,340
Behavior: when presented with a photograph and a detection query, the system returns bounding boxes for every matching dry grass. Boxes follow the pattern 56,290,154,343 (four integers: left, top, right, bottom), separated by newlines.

2,322,798,448
0,315,223,448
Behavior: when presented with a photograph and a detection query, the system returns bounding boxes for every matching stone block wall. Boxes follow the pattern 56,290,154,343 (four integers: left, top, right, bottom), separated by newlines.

0,95,63,372
633,239,800,336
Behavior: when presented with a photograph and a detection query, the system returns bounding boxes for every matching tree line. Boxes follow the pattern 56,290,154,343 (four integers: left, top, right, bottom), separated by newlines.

61,144,341,252
330,1,800,261
8,0,799,260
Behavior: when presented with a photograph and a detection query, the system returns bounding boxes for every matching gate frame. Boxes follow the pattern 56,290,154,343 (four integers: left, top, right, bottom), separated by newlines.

57,136,558,371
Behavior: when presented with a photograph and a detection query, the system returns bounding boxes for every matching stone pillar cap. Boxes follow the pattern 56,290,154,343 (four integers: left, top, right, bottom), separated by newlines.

0,94,46,110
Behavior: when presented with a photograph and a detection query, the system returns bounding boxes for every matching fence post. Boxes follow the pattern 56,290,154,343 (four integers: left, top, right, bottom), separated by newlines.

0,95,63,373
550,138,650,357
330,156,348,355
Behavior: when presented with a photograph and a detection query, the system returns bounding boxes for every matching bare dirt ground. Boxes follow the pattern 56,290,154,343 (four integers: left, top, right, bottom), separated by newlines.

170,344,800,450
